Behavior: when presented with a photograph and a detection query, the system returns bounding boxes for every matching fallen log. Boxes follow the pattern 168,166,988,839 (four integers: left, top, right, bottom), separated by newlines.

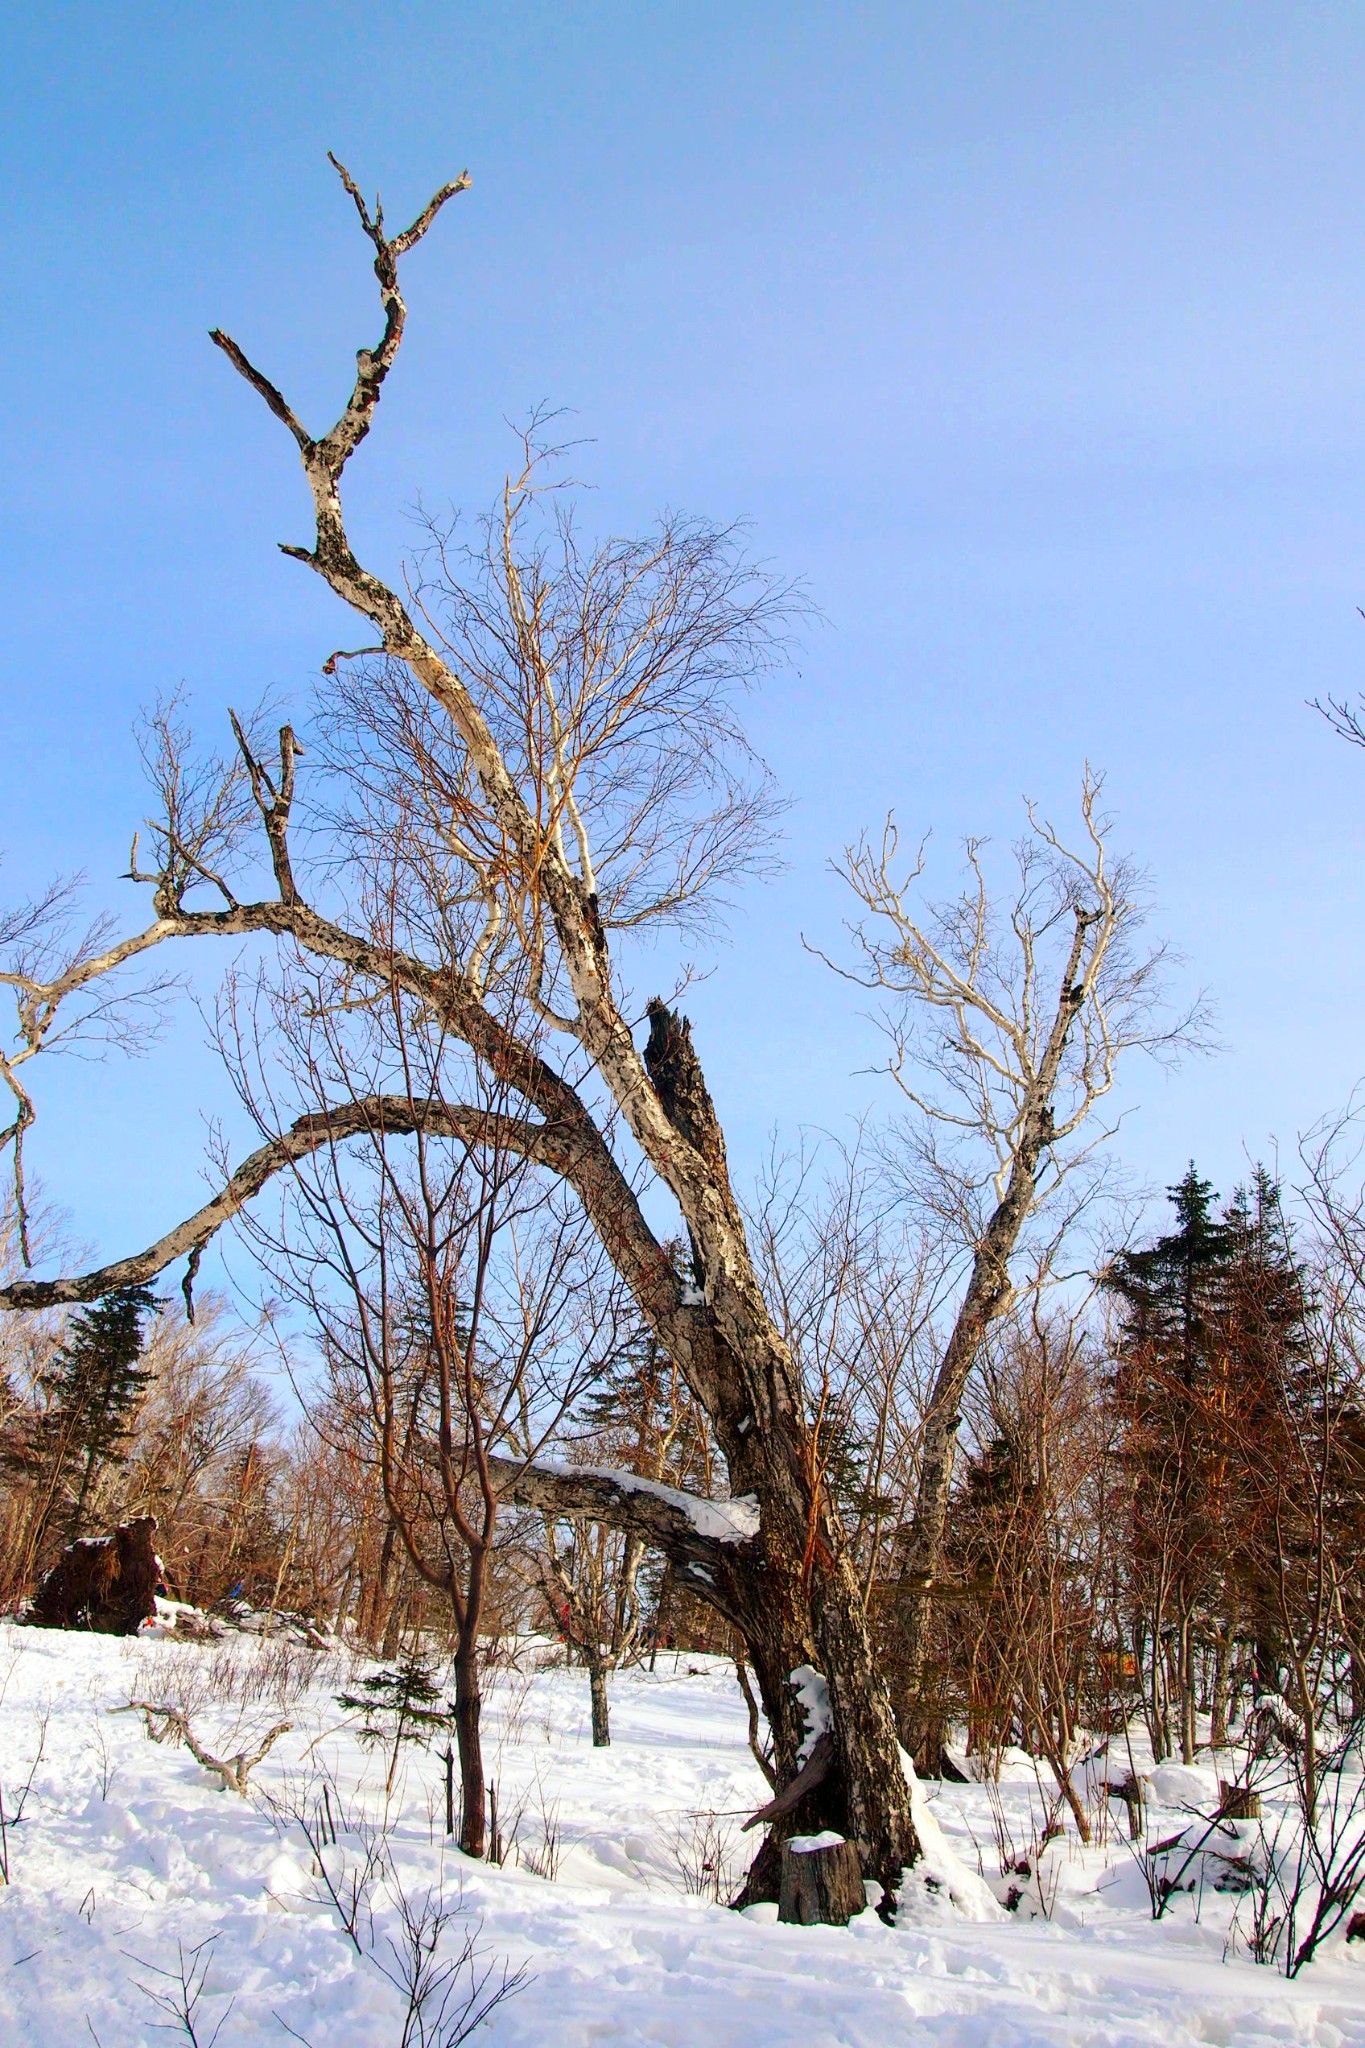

114,1700,292,1793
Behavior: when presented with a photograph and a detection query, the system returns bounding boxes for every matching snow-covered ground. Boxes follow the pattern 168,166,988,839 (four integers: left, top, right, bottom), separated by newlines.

0,1618,1361,2046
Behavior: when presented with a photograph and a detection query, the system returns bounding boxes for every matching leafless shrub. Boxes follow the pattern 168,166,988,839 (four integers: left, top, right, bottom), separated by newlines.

282,1775,388,1955
271,1771,527,2044
379,1882,528,2048
240,1636,331,1711
982,1776,1067,1916
0,1702,50,1882
518,1786,563,1883
666,1809,742,1904
488,1663,536,1758
129,1634,328,1728
125,1641,228,1723
1136,1808,1250,1923
86,1712,118,1801
1227,1735,1365,1974
125,1934,233,2048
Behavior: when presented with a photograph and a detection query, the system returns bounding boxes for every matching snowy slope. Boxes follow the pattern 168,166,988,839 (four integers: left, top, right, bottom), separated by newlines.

0,1620,1361,2047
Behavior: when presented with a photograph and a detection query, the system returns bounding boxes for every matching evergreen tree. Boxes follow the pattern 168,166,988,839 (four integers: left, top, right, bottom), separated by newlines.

37,1284,161,1541
578,1289,715,1496
336,1653,455,1791
1107,1166,1236,1390
1105,1166,1310,1757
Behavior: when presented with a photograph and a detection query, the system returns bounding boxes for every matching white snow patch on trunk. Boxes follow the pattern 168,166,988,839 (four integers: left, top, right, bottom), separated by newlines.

899,1743,1002,1922
789,1664,831,1764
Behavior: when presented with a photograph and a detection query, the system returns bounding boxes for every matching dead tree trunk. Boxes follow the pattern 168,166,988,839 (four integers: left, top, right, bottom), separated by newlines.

1218,1781,1261,1820
27,1516,161,1635
890,1078,1080,1760
492,1421,916,1906
829,786,1183,1763
1109,1773,1146,1841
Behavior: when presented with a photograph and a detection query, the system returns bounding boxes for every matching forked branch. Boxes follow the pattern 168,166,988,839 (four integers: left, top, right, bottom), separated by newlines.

116,1701,292,1794
209,157,469,571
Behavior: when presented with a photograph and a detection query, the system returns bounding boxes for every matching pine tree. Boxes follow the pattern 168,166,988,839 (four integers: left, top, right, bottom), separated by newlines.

336,1654,455,1791
36,1284,161,1542
578,1303,713,1497
1105,1166,1311,1759
1107,1166,1235,1390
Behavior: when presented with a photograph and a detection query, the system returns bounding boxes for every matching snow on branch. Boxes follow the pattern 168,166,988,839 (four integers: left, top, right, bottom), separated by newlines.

488,1454,758,1571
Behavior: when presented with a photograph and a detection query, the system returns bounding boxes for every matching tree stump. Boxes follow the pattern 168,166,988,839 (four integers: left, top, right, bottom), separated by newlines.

26,1517,161,1635
778,1833,865,1926
1106,1774,1146,1840
1218,1781,1261,1820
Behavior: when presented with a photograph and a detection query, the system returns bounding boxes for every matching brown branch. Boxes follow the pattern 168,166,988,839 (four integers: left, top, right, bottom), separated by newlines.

0,861,709,1391
115,1702,292,1793
206,330,311,451
0,1085,689,1392
736,1656,778,1788
229,714,302,904
740,1730,834,1830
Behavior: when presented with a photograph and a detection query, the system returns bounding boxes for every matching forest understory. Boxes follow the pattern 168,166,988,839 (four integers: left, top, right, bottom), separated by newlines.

2,1618,1364,2048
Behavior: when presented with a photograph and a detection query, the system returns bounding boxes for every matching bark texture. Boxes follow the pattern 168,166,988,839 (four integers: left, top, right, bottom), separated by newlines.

890,974,1090,1755
779,1836,866,1926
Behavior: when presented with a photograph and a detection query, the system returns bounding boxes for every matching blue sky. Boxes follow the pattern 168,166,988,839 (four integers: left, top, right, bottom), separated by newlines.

4,2,1365,1284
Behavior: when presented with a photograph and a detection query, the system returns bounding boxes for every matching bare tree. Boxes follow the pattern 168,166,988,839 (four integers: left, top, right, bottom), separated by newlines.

0,894,170,1268
533,1517,645,1746
0,159,924,1907
954,1306,1110,1835
825,774,1196,1752
749,1137,956,1615
233,957,622,1853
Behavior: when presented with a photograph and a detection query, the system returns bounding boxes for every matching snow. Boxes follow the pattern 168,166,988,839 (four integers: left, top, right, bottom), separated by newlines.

788,1830,844,1854
788,1665,830,1764
0,1622,1362,2046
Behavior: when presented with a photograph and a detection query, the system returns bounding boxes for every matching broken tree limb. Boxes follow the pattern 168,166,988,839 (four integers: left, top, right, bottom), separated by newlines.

741,1731,835,1832
486,1453,756,1579
115,1700,292,1793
